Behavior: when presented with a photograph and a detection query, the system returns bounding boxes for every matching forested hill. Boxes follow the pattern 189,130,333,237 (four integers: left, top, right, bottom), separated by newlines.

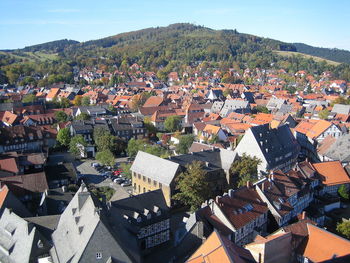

4,39,79,53
2,23,350,65
293,43,350,64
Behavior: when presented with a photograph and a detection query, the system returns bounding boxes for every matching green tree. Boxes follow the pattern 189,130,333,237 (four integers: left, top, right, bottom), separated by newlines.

73,95,83,106
173,161,211,211
75,112,91,120
223,87,231,97
96,150,115,167
59,97,70,108
82,96,90,106
176,135,195,154
144,116,157,134
230,154,261,188
336,220,350,239
120,163,132,179
57,128,71,147
338,184,349,200
164,115,182,132
69,135,87,157
127,138,147,158
55,111,68,123
22,94,37,103
318,109,329,120
256,105,269,114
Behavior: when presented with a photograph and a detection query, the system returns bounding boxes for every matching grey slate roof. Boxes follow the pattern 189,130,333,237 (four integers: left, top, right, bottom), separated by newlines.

131,151,180,186
219,100,250,117
331,104,350,115
266,98,285,110
50,185,134,263
0,208,50,263
167,148,237,172
323,133,350,163
250,124,300,169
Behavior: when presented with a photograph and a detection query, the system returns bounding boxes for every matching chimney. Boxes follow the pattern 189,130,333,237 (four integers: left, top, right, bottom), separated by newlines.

205,162,210,167
215,196,221,204
261,182,265,192
301,211,307,220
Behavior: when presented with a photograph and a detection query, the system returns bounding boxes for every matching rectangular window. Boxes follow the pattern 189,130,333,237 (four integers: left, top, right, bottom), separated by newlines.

143,176,146,182
148,178,151,184
153,180,157,186
159,183,162,189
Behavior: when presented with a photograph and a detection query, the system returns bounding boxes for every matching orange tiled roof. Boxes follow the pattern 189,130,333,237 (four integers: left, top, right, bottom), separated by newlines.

143,96,164,107
0,185,9,208
46,88,60,99
187,230,254,263
312,161,350,186
305,120,332,139
303,224,350,262
0,158,19,174
203,124,221,135
2,111,18,125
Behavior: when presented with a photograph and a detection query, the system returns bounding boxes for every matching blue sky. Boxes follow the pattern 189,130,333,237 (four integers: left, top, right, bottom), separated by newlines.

1,0,349,50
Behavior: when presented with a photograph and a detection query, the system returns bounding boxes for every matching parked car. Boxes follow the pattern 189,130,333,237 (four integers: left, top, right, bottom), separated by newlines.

113,178,125,184
113,170,122,176
121,180,131,187
91,162,100,167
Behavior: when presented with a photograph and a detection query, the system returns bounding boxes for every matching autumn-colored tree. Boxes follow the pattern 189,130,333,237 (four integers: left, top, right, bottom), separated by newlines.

174,161,211,211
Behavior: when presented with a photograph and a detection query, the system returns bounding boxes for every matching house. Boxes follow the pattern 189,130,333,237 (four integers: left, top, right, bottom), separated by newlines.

312,161,350,195
0,208,51,262
201,124,227,142
50,184,136,263
266,97,285,112
143,96,164,108
317,133,350,165
202,186,269,246
210,101,224,114
0,185,32,217
2,111,19,126
186,230,255,263
0,172,48,199
74,105,108,117
296,223,350,262
219,100,250,117
272,221,350,263
46,88,60,101
234,124,300,174
295,120,342,143
131,151,180,207
331,103,350,115
131,149,236,206
110,116,147,140
245,232,292,263
0,126,47,153
109,190,170,255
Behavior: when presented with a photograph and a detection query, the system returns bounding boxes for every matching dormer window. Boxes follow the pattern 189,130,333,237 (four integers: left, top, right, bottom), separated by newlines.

96,252,102,259
157,210,161,216
137,217,142,223
147,213,151,220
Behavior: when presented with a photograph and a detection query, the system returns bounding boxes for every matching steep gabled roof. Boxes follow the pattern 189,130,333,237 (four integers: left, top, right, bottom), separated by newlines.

187,230,255,263
302,224,350,262
131,151,179,186
312,161,350,186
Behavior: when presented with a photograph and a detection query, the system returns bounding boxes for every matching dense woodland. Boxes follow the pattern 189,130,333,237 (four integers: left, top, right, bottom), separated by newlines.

1,23,350,86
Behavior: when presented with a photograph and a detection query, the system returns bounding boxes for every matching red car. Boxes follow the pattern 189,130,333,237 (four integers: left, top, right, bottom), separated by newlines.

113,170,122,176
